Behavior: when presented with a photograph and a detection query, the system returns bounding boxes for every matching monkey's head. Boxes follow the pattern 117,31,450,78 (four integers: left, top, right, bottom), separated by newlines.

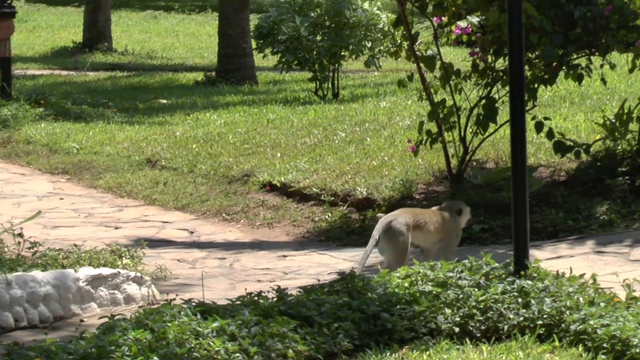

441,200,471,228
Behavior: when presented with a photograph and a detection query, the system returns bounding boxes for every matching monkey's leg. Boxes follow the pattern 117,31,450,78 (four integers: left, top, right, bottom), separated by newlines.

440,236,461,261
378,228,410,271
419,246,438,262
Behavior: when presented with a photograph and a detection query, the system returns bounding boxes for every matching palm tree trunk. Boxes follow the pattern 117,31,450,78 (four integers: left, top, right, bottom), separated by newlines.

82,0,113,51
215,0,258,85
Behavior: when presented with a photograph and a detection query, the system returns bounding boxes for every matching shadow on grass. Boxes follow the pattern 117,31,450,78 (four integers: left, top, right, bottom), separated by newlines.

13,71,397,126
14,46,281,74
15,55,219,74
25,0,222,14
301,158,640,248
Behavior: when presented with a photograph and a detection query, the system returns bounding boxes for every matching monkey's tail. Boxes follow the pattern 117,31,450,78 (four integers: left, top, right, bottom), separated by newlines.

354,233,379,274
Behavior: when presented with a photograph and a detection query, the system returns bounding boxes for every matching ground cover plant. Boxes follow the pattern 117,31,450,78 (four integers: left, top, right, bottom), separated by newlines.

3,257,638,359
358,336,592,359
0,212,165,278
4,2,640,247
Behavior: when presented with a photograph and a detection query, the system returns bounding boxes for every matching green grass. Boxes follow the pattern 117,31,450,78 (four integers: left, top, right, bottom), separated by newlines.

4,2,640,244
15,3,223,71
359,337,591,360
24,0,400,15
14,2,406,72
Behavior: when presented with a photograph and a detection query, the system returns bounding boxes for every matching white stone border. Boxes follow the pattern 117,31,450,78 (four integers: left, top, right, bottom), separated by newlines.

0,267,159,332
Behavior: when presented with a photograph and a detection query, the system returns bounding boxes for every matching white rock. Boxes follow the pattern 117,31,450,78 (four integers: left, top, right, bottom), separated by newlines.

36,303,53,324
24,303,40,326
0,267,159,332
9,289,26,306
10,306,26,328
0,287,9,308
0,311,14,329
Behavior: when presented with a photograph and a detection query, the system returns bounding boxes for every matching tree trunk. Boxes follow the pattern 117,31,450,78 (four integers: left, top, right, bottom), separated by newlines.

215,0,258,85
82,0,113,51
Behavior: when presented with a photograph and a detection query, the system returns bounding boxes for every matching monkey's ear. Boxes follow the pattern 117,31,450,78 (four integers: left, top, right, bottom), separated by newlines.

456,208,463,216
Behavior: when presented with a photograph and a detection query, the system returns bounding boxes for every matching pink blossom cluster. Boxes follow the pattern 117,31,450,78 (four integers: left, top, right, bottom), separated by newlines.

432,16,447,24
407,139,417,153
454,23,472,36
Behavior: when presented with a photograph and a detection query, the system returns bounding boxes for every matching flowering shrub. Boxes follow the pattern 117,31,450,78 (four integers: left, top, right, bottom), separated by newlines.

395,0,640,183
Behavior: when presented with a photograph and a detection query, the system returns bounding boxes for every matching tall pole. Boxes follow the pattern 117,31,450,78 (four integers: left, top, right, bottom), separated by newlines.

507,0,530,275
0,0,16,101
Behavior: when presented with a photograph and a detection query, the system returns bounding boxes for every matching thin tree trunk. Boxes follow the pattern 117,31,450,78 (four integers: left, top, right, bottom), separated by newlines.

215,0,258,85
82,0,113,51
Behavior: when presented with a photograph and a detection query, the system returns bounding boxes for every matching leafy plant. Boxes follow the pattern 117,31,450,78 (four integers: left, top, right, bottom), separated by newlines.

253,0,399,99
0,213,168,278
5,256,640,359
539,97,640,161
0,211,44,273
394,0,640,184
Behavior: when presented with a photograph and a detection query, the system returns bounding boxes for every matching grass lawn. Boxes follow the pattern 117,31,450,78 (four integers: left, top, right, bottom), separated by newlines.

3,1,640,246
359,337,591,360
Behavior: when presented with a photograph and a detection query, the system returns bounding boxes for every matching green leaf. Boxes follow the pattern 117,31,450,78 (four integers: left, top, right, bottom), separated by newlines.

392,14,403,29
421,51,438,73
417,120,425,134
552,140,573,158
481,96,499,125
428,106,439,122
523,2,539,16
545,127,555,141
573,148,582,160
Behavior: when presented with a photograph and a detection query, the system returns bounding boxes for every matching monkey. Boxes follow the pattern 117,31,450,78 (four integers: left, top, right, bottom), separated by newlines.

354,200,471,274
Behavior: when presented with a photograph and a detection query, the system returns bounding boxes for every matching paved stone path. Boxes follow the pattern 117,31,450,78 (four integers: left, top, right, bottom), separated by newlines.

1,159,640,347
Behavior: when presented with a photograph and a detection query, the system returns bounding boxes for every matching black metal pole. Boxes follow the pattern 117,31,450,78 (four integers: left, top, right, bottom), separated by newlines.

507,0,530,275
0,54,11,100
0,0,16,101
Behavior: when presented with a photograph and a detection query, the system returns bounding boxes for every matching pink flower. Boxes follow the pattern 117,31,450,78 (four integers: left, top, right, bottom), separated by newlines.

454,24,472,36
432,16,447,24
266,185,271,191
635,39,640,47
469,49,480,58
408,145,417,153
604,5,612,15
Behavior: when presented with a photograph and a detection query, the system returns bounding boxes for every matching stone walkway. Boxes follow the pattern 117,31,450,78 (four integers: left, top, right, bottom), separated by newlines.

1,159,640,347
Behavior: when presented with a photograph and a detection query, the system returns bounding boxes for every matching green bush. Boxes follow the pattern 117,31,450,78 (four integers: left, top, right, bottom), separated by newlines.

253,0,399,99
5,256,639,359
